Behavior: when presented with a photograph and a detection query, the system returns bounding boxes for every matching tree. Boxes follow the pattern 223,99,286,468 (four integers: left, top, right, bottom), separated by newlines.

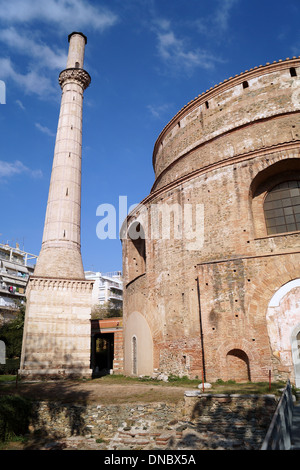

0,303,25,359
91,301,122,320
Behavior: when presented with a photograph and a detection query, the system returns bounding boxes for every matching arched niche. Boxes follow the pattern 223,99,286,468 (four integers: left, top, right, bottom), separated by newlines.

124,311,153,376
127,221,146,283
226,349,251,382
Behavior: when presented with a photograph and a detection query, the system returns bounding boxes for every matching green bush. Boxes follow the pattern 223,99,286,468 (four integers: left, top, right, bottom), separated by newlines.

0,305,25,360
0,358,20,375
0,395,32,442
91,301,122,319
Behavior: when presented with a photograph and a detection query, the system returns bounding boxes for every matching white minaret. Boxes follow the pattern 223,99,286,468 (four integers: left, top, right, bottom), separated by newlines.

34,32,91,279
19,33,93,379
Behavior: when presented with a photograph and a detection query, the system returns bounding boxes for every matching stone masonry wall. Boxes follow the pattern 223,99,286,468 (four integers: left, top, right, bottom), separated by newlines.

28,393,277,450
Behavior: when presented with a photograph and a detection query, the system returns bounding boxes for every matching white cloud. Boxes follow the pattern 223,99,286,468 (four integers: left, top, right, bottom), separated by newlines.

0,57,56,97
147,103,171,120
195,0,238,38
0,0,118,32
0,0,118,99
0,27,67,70
0,160,42,179
15,99,25,110
35,122,55,137
152,19,224,73
214,0,238,32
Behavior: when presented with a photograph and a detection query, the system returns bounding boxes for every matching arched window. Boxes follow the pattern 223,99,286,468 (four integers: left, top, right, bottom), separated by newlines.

132,335,137,375
264,180,300,235
127,221,146,281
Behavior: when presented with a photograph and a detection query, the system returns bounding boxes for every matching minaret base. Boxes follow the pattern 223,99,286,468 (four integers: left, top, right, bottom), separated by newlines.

33,246,85,280
19,276,93,379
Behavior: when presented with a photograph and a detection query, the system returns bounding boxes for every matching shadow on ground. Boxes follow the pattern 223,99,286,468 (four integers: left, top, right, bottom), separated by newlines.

0,379,93,450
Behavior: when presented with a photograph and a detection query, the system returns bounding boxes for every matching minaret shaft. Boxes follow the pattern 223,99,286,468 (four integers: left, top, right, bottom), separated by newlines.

19,33,93,380
34,33,90,279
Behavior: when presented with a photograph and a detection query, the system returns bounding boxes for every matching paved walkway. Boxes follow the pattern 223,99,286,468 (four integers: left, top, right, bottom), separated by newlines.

291,402,300,449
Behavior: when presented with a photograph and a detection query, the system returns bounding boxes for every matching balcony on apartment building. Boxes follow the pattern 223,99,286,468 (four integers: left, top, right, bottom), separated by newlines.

0,243,37,311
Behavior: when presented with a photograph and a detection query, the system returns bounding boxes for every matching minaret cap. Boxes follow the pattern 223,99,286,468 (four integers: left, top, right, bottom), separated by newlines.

68,31,87,44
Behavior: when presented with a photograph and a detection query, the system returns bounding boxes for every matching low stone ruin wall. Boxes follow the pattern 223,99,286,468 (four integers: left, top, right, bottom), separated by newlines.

28,392,278,450
184,391,278,449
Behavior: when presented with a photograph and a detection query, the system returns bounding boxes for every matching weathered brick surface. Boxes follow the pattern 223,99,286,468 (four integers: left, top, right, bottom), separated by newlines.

122,58,300,383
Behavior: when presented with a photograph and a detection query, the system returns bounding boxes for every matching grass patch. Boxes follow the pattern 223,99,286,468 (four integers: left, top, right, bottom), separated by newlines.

92,373,200,387
0,358,20,376
93,374,285,395
0,375,16,383
209,380,286,396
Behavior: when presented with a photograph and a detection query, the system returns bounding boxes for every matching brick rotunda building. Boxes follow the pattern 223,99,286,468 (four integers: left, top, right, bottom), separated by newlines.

121,57,300,385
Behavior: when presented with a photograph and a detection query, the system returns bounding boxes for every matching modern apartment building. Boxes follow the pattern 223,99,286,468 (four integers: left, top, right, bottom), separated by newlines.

84,271,123,307
0,243,38,324
85,271,124,375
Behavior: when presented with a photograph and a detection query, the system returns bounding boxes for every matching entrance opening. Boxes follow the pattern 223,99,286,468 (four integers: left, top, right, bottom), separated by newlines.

94,333,114,374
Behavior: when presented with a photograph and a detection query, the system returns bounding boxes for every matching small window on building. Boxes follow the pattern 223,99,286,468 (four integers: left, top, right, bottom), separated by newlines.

205,101,209,109
132,336,137,375
290,67,297,77
75,61,80,69
264,180,300,235
242,80,249,89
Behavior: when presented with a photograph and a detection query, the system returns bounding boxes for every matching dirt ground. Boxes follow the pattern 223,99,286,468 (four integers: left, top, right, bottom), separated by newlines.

0,378,189,404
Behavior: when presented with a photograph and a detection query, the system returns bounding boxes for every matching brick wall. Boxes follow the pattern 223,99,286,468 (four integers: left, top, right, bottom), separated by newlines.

122,58,300,382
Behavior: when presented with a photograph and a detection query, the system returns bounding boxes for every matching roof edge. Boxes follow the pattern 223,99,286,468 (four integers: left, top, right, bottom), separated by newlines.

152,56,300,169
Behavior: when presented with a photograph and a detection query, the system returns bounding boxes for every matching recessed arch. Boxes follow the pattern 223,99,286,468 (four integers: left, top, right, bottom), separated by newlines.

124,311,153,376
250,158,300,238
226,349,251,382
127,221,146,282
250,158,300,199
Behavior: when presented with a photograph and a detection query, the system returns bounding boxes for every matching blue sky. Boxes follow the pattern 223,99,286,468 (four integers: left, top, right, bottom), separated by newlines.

0,0,300,273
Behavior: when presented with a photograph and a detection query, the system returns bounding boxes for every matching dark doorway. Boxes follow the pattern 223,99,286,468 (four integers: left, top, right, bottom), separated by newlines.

94,333,114,375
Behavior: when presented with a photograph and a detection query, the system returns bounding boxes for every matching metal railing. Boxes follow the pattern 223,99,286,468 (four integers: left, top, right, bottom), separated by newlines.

261,380,294,450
